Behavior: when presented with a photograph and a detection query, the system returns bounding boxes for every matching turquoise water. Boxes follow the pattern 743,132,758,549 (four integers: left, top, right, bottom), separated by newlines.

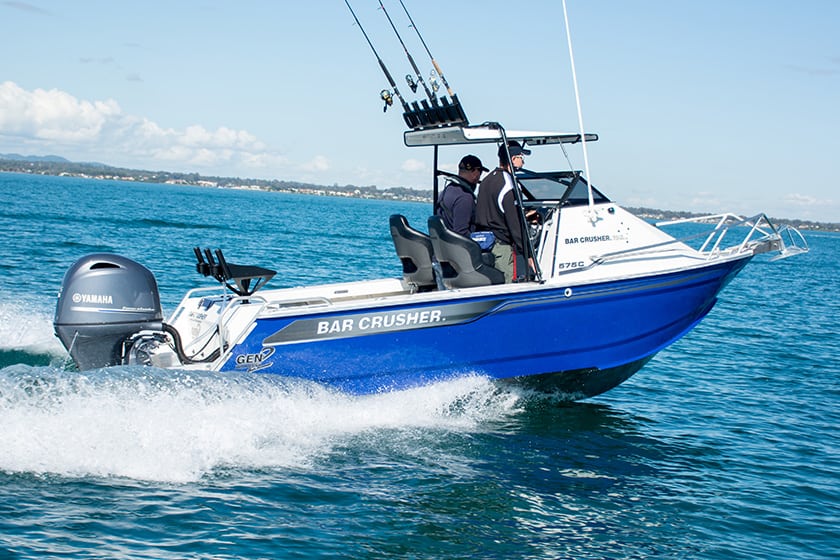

0,172,837,559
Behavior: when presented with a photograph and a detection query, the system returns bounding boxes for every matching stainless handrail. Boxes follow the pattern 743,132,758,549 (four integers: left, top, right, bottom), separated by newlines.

586,213,808,268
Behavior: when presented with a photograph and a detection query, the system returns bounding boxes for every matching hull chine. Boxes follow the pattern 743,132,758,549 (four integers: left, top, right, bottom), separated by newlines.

501,355,655,401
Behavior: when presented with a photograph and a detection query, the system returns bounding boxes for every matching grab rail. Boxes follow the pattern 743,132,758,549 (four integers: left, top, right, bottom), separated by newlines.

216,295,268,357
658,213,809,260
204,294,338,366
585,213,808,268
264,296,333,310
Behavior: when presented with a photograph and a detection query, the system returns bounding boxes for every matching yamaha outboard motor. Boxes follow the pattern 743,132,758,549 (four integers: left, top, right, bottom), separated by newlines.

54,253,164,370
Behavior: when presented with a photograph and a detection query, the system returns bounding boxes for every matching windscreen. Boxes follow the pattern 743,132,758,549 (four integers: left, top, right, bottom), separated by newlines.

516,171,610,206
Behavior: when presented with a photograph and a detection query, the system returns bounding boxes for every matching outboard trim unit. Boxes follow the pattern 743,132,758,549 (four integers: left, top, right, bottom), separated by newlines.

54,253,164,370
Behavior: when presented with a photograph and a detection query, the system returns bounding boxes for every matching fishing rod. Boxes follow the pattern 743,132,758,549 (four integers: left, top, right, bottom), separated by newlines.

398,0,455,98
344,0,411,115
378,0,436,106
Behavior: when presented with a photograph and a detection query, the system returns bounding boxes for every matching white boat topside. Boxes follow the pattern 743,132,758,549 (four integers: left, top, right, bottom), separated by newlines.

165,196,793,372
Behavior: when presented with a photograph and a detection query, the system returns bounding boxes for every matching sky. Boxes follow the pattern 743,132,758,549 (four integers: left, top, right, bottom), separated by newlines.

1,0,838,222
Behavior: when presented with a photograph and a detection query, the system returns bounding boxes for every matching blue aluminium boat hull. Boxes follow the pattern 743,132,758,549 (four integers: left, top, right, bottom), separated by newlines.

221,256,751,396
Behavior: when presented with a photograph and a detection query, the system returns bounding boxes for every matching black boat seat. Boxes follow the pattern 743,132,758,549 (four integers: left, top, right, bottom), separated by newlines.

427,216,505,289
194,247,276,296
389,214,437,292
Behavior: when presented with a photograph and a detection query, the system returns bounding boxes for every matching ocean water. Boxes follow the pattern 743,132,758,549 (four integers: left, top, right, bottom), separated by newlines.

0,172,837,559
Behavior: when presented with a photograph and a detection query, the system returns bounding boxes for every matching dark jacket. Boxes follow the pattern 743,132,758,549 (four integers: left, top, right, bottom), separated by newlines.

435,177,476,236
474,168,526,255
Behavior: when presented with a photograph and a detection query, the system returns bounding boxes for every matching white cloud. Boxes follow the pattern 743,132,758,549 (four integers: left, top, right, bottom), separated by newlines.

181,124,263,150
622,195,660,208
401,158,425,173
0,81,119,142
3,2,51,15
0,81,274,171
783,193,822,207
689,192,721,210
300,155,329,172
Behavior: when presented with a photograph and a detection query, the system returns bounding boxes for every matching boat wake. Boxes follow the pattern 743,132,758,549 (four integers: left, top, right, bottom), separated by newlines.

0,366,525,484
0,301,67,368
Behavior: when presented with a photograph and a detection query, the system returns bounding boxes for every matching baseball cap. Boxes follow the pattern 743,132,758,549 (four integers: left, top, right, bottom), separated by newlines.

498,140,532,159
459,154,488,172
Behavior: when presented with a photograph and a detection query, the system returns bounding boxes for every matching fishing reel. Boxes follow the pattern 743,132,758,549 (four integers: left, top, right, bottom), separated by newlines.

380,89,394,112
405,74,418,93
429,70,440,93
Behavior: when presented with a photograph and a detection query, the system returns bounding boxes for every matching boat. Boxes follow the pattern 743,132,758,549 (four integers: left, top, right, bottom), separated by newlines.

51,120,808,397
52,4,808,399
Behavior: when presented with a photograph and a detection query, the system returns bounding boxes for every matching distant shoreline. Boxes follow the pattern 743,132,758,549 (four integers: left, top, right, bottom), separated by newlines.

2,159,837,232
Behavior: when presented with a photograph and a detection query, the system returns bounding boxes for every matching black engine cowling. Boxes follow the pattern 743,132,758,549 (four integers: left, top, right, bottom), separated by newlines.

54,253,163,370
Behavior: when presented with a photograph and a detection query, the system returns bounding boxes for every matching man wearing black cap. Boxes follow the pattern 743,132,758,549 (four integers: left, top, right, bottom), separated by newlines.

435,154,488,236
475,140,532,282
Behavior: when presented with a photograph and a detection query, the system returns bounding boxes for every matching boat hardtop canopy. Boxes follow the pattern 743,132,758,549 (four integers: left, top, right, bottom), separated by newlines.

404,123,598,148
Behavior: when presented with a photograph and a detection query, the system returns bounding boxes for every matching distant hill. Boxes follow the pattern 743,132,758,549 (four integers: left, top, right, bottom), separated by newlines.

1,153,108,167
0,153,71,163
0,155,837,232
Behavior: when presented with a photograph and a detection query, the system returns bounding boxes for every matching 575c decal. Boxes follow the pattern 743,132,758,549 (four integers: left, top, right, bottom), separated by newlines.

557,261,586,271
